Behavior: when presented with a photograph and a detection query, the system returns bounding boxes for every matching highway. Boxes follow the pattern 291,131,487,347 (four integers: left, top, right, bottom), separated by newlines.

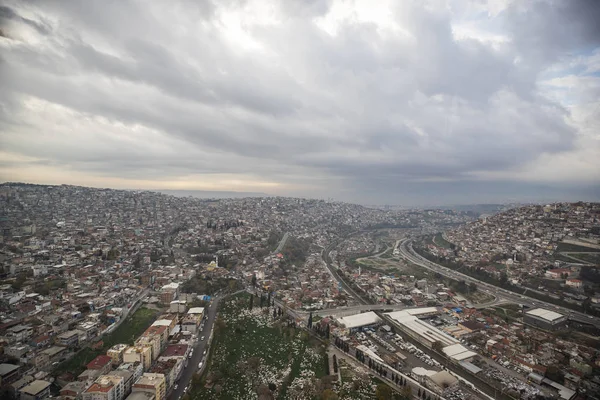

273,232,290,254
320,237,505,400
398,239,600,327
322,239,370,305
169,296,221,400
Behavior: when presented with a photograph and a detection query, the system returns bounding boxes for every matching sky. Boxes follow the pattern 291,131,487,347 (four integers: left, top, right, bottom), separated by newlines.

0,0,599,206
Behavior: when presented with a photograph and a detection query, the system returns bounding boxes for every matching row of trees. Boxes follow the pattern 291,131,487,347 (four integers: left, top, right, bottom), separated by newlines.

335,337,441,400
249,291,275,310
205,220,244,230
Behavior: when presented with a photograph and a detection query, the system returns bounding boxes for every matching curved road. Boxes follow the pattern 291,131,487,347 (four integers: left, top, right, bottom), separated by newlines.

398,239,600,327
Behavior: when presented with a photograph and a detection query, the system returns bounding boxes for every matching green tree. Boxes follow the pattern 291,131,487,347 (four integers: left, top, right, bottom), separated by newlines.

215,317,226,334
375,384,393,400
469,282,477,293
321,389,339,400
432,341,444,353
399,386,412,400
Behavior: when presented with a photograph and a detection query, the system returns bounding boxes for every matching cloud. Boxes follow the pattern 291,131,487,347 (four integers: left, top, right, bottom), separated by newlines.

0,0,598,205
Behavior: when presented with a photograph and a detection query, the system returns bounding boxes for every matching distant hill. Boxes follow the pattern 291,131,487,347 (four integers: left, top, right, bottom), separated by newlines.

434,203,518,216
156,189,270,199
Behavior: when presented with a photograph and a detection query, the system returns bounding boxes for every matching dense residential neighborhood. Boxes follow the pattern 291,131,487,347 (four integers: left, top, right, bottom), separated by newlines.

0,184,599,400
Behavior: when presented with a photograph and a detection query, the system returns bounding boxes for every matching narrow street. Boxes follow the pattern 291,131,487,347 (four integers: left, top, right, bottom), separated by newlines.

168,296,221,400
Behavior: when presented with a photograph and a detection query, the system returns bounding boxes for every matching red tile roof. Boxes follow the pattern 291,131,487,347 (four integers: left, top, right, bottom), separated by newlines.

161,344,188,358
86,355,112,370
32,335,50,344
85,383,113,393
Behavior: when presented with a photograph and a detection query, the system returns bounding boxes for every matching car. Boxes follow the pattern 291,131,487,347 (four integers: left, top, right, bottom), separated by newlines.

174,384,178,390
201,336,205,341
198,361,203,369
203,349,207,355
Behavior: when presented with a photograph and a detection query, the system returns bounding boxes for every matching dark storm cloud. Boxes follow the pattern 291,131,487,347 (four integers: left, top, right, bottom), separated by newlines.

0,5,50,36
506,0,600,66
0,0,598,204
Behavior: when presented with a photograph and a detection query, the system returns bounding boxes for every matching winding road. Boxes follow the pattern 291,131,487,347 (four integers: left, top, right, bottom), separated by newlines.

398,239,600,327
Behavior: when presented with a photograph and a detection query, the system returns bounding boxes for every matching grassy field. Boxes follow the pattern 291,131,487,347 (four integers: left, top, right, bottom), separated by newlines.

563,252,600,264
54,307,158,376
433,233,454,249
556,242,600,253
192,293,327,400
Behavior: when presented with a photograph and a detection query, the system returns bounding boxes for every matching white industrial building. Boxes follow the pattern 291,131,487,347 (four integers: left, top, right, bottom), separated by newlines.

441,343,477,362
385,308,477,363
524,308,567,331
337,311,381,332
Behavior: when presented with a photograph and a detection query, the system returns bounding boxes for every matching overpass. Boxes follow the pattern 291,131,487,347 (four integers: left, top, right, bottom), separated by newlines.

399,239,600,328
309,297,511,318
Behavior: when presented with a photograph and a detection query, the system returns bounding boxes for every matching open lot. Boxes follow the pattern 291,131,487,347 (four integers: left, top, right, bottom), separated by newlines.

54,307,158,376
433,233,454,249
191,292,327,400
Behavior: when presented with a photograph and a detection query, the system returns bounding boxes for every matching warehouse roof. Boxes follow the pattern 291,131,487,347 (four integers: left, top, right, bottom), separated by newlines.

459,361,482,374
385,313,458,347
525,308,564,322
0,363,19,376
404,307,439,316
442,343,477,360
337,312,381,329
20,380,51,395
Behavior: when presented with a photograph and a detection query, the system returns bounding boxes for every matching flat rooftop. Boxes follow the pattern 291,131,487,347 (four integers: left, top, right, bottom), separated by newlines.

337,311,381,329
385,312,458,347
20,380,51,395
442,343,477,361
525,308,564,322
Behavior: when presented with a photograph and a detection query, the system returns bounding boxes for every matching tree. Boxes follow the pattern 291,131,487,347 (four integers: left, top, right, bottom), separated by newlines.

228,279,238,292
215,317,226,334
375,383,393,400
321,389,338,400
252,274,257,287
432,341,444,353
469,282,477,293
546,365,564,382
333,354,338,373
399,386,412,400
308,312,313,329
249,294,254,310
